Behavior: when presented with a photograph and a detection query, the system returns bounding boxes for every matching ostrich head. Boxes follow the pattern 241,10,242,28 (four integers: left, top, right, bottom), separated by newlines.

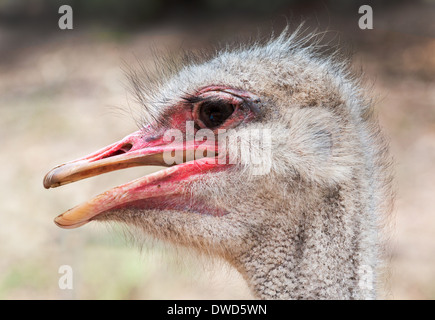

43,29,393,299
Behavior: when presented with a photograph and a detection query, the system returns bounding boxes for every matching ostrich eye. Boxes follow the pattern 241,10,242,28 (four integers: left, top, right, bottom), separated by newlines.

198,100,235,129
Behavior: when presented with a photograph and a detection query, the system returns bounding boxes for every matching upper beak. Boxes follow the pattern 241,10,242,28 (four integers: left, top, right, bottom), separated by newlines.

44,128,219,229
43,130,172,190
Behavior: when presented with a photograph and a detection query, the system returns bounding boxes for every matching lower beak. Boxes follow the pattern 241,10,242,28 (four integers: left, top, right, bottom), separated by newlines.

43,129,219,229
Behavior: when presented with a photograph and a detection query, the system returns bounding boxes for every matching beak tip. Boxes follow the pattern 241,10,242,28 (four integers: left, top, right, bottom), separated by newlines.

43,167,67,189
54,214,89,229
43,170,55,189
53,216,62,226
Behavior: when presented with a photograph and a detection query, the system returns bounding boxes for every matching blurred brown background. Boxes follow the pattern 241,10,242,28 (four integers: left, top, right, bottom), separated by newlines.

0,0,434,299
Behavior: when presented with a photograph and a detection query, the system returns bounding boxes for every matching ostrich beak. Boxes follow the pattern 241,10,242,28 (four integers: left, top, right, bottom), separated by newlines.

43,128,222,229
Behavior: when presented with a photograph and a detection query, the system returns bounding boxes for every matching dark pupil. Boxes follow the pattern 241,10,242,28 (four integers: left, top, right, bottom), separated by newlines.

199,101,234,128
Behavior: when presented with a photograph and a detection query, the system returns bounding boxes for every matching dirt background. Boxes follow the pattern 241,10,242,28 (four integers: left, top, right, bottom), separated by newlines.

0,0,434,299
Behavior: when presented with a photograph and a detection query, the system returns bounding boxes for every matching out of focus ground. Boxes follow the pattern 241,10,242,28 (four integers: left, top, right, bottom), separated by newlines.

0,1,434,299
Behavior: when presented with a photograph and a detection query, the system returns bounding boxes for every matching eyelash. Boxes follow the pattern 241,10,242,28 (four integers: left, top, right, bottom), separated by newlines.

183,95,228,107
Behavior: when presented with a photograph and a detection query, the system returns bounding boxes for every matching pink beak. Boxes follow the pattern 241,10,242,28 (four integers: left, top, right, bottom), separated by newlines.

43,128,222,229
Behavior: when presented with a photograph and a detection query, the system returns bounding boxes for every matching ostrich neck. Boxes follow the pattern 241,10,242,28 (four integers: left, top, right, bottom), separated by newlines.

235,186,377,300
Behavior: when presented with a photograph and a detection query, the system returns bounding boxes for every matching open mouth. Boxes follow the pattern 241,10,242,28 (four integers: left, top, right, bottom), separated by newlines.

43,86,263,229
43,129,225,229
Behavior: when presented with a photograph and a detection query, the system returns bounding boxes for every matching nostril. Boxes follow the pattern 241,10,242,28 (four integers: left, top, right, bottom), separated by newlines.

102,143,133,158
120,143,133,153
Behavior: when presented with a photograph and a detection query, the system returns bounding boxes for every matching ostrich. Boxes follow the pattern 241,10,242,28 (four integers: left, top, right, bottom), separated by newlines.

43,28,393,300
